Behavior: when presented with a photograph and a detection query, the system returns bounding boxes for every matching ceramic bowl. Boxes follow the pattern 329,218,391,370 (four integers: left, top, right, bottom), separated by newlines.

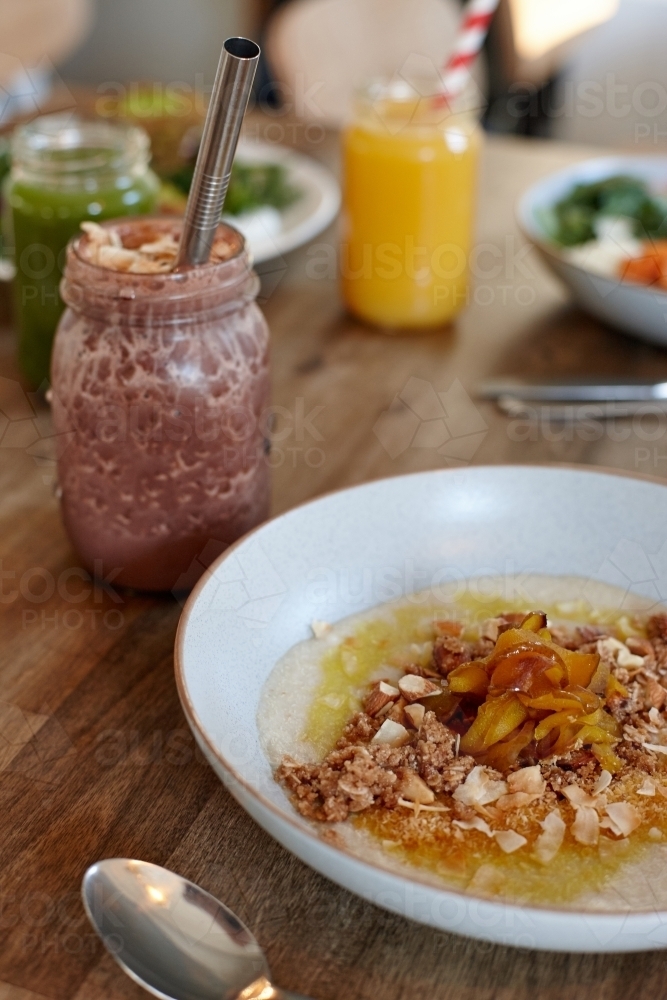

175,466,667,952
517,155,667,346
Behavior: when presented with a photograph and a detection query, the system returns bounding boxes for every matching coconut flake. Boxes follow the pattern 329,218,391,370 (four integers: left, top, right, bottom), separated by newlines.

597,637,625,660
571,806,600,846
533,810,566,864
637,778,656,797
643,743,667,755
616,646,645,669
507,764,546,796
562,785,597,808
397,797,449,816
602,803,641,838
496,791,543,812
648,707,665,727
494,830,527,854
592,770,612,795
452,766,508,808
453,816,493,837
310,620,332,639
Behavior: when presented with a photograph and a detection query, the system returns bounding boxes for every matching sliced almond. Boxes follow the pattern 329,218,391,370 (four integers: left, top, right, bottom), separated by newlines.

387,696,407,725
371,719,410,748
533,810,566,865
398,772,435,804
494,830,527,854
404,662,442,679
646,678,666,709
404,703,426,730
398,674,442,703
364,681,400,717
626,636,655,660
571,806,599,846
311,620,332,639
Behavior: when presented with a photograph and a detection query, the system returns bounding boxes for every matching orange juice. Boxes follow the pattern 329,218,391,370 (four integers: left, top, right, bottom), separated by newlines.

341,82,481,329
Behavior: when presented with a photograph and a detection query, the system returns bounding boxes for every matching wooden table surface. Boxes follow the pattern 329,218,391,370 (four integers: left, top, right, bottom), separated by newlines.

3,118,667,1000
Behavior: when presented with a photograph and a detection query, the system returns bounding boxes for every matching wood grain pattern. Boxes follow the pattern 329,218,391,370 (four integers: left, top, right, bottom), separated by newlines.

2,116,667,999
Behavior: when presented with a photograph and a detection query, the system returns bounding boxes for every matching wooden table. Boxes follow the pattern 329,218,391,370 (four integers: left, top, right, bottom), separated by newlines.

3,121,667,1000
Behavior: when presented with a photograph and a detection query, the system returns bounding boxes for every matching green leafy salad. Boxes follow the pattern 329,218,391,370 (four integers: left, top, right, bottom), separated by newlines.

545,175,667,247
166,159,301,216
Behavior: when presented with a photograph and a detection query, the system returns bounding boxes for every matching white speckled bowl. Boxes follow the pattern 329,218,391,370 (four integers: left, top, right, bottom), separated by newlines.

517,155,667,346
175,466,667,952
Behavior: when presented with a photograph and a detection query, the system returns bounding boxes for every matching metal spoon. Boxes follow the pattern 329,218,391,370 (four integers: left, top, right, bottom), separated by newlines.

82,859,310,1000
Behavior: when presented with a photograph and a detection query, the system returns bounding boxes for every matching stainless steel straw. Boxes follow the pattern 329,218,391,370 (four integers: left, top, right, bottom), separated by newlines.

175,36,260,268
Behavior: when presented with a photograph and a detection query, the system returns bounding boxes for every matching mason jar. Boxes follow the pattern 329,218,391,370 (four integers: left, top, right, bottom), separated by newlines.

51,217,271,592
341,78,482,330
5,113,159,387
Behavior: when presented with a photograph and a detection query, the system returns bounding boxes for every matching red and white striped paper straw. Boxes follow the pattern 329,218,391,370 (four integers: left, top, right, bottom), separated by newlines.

434,0,500,108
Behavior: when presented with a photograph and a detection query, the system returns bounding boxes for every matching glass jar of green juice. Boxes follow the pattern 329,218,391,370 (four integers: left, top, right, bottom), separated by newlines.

5,113,159,387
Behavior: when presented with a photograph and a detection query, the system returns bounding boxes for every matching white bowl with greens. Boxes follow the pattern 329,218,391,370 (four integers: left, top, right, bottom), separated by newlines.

164,138,340,265
518,156,667,346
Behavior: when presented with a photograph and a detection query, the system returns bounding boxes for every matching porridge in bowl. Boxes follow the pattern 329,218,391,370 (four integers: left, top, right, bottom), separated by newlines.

260,577,667,909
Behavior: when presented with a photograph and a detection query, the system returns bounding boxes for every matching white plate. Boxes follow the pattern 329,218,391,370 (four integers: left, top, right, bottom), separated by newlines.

517,156,667,346
175,466,667,953
229,139,340,264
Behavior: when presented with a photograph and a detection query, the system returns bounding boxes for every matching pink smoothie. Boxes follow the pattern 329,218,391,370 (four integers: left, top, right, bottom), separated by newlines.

51,218,270,591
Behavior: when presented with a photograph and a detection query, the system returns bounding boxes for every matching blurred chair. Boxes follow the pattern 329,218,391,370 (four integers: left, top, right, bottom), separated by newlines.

498,0,619,86
552,0,667,148
264,0,487,126
0,0,92,123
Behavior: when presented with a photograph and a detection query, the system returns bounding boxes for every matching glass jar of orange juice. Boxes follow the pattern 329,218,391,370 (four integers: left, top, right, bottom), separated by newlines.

341,79,482,329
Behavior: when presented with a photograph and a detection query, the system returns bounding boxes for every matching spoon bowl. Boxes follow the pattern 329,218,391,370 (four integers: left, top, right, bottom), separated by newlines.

82,859,283,1000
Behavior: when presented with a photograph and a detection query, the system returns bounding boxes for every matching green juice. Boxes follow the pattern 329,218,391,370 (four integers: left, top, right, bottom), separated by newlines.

5,117,159,388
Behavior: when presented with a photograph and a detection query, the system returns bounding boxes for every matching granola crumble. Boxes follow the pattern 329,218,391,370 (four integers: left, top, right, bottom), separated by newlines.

276,610,667,867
